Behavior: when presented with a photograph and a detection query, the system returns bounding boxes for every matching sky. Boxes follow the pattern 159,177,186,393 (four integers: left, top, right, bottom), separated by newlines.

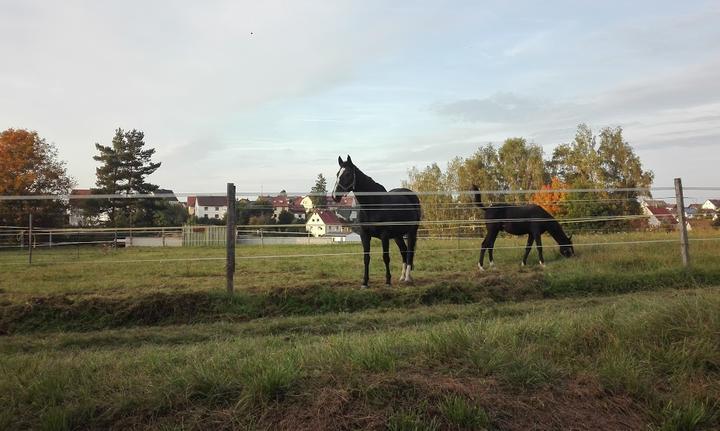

2,0,719,202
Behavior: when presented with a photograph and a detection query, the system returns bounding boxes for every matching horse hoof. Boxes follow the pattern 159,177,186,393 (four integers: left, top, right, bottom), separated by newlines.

477,263,485,271
361,284,369,289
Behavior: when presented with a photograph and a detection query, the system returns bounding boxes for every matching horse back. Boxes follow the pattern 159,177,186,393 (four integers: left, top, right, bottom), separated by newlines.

357,188,421,237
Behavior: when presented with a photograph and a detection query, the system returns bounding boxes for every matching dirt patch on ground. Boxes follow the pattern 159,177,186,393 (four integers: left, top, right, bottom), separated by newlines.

261,372,648,431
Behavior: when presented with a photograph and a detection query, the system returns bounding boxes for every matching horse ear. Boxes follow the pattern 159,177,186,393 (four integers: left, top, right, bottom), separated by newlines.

338,156,344,167
346,155,353,165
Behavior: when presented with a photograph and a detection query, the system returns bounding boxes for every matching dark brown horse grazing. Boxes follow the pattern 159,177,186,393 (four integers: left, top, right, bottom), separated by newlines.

471,185,574,270
332,156,422,287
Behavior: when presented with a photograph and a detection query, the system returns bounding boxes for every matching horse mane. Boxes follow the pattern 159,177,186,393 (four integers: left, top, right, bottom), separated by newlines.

354,166,386,193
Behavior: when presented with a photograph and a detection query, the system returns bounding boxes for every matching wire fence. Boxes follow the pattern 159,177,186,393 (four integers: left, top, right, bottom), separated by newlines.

1,185,719,268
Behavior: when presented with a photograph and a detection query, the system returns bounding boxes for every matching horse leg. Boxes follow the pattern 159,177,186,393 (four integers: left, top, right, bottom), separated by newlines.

522,234,534,266
534,232,545,266
381,235,391,286
405,229,418,283
479,227,498,271
361,231,371,287
394,236,408,282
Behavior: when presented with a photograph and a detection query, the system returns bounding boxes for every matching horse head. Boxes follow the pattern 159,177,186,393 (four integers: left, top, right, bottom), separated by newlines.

559,234,574,257
332,155,356,202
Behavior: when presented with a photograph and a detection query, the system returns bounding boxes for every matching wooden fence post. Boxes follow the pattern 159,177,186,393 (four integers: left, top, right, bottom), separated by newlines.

226,183,236,294
28,214,33,265
674,178,690,267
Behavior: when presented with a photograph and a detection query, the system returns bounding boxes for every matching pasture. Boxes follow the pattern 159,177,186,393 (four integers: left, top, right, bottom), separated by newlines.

1,230,720,430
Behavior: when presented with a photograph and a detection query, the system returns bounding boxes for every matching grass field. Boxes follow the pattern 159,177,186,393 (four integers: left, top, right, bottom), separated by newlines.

1,230,719,429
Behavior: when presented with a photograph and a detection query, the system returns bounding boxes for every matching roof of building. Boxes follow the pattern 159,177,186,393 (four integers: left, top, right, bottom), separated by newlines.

707,199,720,207
645,205,678,224
290,196,305,210
272,196,289,207
196,196,228,207
68,189,91,207
70,188,91,196
311,210,343,225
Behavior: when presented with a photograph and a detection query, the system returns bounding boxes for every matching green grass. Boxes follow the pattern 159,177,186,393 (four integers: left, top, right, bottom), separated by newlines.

0,231,719,429
0,288,718,429
2,231,719,334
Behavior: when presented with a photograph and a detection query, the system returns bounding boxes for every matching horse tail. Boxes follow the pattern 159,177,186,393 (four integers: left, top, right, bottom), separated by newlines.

471,184,485,208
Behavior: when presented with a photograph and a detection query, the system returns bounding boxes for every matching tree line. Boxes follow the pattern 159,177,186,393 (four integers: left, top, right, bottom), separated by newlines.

403,124,654,235
0,127,183,228
0,126,335,230
1,124,654,231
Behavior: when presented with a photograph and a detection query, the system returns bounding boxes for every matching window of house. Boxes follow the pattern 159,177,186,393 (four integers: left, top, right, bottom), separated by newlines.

215,214,219,219
215,207,219,211
204,207,208,211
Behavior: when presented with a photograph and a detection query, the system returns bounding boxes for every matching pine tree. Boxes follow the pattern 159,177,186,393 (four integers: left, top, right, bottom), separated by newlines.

92,128,161,227
310,173,328,208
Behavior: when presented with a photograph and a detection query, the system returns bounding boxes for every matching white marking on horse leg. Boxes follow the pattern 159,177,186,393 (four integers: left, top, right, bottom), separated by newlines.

478,262,485,271
539,262,545,268
404,265,413,283
400,263,407,282
521,261,525,267
489,261,495,268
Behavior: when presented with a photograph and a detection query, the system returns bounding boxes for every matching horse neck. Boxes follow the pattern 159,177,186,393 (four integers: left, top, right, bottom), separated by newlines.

352,168,386,206
547,221,571,245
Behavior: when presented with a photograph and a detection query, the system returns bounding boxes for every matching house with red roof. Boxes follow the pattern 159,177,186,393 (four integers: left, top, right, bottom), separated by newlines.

186,196,197,216
642,205,680,230
305,210,350,237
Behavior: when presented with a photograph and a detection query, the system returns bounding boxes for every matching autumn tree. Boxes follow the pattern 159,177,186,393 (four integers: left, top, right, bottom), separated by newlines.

0,128,74,226
531,177,568,216
406,124,653,234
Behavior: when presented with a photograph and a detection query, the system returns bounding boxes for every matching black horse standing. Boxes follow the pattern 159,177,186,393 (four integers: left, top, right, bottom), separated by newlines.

332,156,422,287
471,185,574,269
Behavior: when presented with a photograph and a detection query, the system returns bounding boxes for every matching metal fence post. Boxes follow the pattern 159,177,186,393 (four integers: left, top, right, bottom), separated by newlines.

226,183,236,294
674,178,690,267
28,214,33,265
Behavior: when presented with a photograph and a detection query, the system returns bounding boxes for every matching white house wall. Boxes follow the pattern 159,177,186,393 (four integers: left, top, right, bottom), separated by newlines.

195,204,228,220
